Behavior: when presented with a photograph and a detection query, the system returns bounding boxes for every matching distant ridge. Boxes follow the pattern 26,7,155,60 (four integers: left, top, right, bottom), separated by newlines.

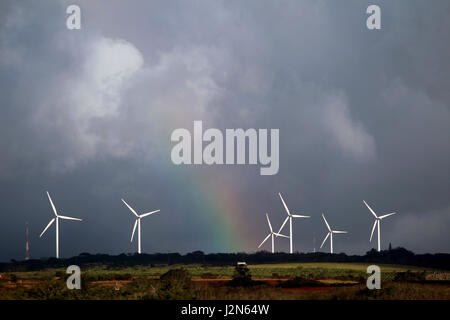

1,247,449,272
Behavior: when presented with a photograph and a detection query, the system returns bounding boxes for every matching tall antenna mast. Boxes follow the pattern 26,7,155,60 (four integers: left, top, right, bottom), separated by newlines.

25,222,30,260
313,232,316,253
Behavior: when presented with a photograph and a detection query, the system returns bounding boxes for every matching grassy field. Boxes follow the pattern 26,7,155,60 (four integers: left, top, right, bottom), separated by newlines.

0,262,449,300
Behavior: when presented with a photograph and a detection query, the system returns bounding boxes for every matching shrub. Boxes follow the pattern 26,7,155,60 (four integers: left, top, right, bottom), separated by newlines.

228,264,258,287
54,271,65,278
9,274,18,283
160,268,191,282
157,268,194,299
393,270,426,282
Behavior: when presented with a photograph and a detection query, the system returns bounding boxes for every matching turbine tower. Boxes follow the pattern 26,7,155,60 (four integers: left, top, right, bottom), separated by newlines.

313,233,316,253
277,193,310,254
258,213,289,253
363,200,397,252
39,191,82,259
122,199,160,254
320,214,347,254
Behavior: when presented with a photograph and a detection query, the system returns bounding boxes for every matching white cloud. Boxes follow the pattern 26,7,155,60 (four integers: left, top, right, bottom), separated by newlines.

76,37,144,118
141,45,225,121
31,37,144,171
31,38,227,172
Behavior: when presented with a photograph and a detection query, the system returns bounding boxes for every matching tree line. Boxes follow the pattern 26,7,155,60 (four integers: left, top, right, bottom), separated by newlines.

1,247,449,272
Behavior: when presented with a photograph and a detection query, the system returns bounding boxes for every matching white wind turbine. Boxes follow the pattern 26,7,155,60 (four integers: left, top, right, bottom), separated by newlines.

363,200,397,252
122,199,160,254
258,213,289,253
277,193,310,254
39,191,82,259
320,214,347,254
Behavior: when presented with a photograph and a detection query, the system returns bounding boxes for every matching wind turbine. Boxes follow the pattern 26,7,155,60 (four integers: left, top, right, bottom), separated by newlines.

121,199,160,254
363,200,397,252
258,213,289,253
277,193,310,254
39,191,82,259
320,214,347,254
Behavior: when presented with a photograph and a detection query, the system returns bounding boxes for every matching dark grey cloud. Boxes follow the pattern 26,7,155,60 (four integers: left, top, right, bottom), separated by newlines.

0,0,449,261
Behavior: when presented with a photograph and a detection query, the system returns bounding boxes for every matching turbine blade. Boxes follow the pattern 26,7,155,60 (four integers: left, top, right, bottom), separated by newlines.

266,213,273,232
370,220,377,242
122,199,139,217
292,214,310,218
47,191,58,216
58,215,82,221
363,200,378,218
320,232,330,249
332,230,347,234
278,193,291,216
274,233,289,239
39,218,55,238
258,234,271,248
322,214,331,231
130,220,138,242
140,209,160,218
277,216,289,234
379,212,396,219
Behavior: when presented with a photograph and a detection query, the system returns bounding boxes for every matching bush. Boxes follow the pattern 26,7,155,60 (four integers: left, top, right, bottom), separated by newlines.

393,270,426,282
160,268,191,282
157,268,194,299
234,264,251,280
54,271,65,278
116,273,133,281
9,274,18,283
228,264,258,287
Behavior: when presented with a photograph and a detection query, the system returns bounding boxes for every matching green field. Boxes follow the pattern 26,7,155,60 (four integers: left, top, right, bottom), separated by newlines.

1,262,449,300
2,262,431,280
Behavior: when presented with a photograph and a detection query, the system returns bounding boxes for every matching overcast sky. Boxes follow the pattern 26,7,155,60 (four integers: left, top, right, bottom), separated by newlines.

0,0,449,261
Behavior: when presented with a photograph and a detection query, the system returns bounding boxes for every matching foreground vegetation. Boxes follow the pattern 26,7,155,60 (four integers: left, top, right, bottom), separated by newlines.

1,262,449,300
3,248,450,272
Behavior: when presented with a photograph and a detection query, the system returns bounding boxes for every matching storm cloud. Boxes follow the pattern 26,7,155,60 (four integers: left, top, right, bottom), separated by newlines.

0,0,449,261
